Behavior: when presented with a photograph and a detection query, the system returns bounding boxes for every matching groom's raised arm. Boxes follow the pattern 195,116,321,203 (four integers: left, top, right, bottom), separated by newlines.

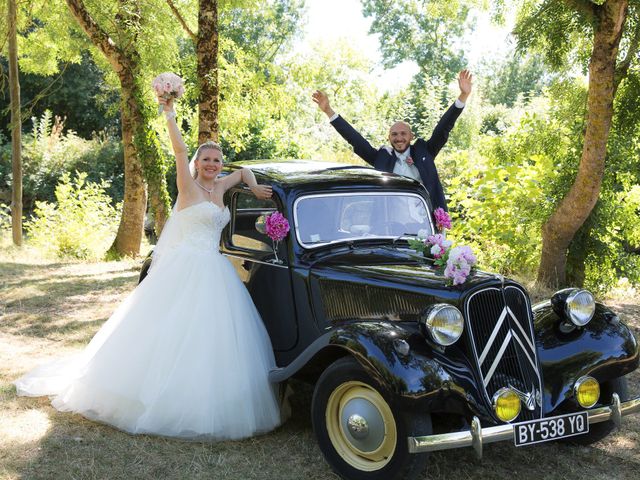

312,90,378,166
423,70,473,157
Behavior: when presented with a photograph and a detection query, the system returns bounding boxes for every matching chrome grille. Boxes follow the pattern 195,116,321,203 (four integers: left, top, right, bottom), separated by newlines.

465,286,542,422
320,280,425,321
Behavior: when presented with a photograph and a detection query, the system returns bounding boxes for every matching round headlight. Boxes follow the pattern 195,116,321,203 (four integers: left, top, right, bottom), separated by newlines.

492,388,521,422
420,304,464,346
565,290,595,326
575,376,600,408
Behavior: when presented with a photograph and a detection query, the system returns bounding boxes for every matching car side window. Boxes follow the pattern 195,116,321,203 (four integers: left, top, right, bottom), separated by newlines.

230,190,277,252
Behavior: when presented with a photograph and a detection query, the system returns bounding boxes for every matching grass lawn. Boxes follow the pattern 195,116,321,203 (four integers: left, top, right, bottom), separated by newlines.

1,239,639,480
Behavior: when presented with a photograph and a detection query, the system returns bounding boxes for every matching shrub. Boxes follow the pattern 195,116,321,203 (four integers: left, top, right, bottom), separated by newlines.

0,111,124,211
0,203,10,232
25,172,120,260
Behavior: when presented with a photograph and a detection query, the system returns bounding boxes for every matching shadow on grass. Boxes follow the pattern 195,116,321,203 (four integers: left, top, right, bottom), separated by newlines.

16,318,108,345
1,261,139,343
3,380,338,480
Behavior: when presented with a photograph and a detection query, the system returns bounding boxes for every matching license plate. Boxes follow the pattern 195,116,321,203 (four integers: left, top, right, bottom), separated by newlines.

514,411,589,446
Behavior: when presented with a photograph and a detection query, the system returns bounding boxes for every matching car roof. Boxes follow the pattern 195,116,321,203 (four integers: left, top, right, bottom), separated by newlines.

225,159,423,191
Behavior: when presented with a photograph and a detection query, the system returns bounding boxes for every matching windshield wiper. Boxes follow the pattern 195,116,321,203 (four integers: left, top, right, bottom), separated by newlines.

390,232,421,247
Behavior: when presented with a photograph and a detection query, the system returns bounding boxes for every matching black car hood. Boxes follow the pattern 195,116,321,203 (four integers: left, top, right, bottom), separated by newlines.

307,247,499,297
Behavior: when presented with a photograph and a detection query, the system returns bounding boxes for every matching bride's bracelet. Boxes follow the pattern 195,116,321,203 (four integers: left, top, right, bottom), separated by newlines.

164,110,177,120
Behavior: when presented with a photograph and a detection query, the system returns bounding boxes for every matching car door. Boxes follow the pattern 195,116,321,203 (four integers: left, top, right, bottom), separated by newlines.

221,188,298,353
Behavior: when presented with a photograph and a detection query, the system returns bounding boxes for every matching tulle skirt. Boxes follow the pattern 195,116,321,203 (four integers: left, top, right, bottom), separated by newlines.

15,246,282,440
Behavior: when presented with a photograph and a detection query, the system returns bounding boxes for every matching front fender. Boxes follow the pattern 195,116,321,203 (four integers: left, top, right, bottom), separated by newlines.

271,321,490,418
534,302,639,413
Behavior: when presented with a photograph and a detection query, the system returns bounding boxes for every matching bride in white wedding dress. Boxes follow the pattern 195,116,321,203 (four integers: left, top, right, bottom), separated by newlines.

14,96,282,440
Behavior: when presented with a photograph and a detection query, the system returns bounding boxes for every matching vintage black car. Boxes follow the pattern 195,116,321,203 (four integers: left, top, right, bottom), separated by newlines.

140,160,640,480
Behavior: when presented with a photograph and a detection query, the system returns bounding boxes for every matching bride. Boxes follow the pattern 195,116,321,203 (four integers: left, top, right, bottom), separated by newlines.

14,95,283,440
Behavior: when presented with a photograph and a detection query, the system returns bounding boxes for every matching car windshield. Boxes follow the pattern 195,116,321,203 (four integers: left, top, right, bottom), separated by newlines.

294,192,434,248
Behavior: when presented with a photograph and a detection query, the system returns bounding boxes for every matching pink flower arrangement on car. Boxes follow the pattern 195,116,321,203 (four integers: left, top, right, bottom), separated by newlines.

265,211,290,263
152,72,185,114
408,210,477,285
443,245,477,285
433,207,452,231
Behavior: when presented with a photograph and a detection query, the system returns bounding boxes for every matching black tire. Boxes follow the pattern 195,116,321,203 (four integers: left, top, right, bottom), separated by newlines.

311,356,430,480
567,376,629,446
138,257,152,284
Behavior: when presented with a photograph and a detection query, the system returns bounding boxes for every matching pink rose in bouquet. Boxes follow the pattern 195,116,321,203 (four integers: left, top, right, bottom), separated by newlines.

152,72,185,114
425,233,452,259
444,246,477,285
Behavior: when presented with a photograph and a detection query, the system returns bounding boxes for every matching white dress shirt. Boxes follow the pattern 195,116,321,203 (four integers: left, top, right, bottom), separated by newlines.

392,148,421,181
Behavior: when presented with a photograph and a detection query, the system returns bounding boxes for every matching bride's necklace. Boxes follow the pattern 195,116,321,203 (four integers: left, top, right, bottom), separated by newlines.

195,179,215,195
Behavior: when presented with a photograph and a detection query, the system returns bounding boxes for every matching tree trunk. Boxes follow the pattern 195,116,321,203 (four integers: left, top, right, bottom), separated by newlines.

109,71,148,256
66,0,170,254
536,0,628,288
197,0,219,143
8,0,22,246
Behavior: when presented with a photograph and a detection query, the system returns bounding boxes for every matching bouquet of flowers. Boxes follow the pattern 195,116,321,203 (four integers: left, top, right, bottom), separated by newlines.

152,72,185,114
408,209,477,285
265,211,290,263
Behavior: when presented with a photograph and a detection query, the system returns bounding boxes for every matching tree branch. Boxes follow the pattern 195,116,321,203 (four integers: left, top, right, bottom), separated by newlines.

65,0,126,73
615,21,640,89
564,0,598,20
165,0,197,42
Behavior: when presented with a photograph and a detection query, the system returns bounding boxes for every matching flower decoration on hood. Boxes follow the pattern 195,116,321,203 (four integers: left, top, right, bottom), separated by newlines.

408,210,477,285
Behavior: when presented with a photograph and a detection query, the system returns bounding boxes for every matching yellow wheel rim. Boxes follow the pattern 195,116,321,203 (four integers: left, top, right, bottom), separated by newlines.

325,380,397,471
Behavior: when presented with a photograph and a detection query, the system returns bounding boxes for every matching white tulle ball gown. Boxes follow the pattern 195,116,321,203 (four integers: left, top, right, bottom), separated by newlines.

15,201,282,440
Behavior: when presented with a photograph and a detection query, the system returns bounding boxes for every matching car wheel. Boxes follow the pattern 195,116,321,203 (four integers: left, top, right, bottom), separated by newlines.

311,356,430,480
138,256,152,284
567,376,629,446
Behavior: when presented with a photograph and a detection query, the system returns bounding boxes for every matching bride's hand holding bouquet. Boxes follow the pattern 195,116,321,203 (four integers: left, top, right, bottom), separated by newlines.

152,72,185,114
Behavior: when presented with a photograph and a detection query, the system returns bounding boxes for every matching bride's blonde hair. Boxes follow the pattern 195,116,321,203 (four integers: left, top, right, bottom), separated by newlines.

190,141,224,179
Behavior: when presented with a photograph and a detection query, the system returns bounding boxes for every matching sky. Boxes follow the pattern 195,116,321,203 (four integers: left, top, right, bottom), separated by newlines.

297,0,514,92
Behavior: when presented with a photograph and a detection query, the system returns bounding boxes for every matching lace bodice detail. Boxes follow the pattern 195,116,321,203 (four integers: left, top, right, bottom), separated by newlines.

156,202,230,259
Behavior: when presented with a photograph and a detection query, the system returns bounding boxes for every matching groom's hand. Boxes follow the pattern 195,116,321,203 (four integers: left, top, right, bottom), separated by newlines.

312,90,336,118
457,70,473,103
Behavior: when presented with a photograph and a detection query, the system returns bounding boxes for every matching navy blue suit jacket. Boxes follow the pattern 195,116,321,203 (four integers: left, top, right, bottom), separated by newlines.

330,103,463,211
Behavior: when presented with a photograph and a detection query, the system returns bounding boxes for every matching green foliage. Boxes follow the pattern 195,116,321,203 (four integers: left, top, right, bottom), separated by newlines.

0,203,10,232
445,77,640,291
513,0,594,71
447,104,565,276
0,111,124,210
221,0,305,64
0,54,121,139
361,0,474,85
25,172,120,260
480,53,551,107
282,39,386,162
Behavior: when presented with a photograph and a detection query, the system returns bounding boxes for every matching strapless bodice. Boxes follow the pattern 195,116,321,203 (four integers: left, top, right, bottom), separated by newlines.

167,201,230,253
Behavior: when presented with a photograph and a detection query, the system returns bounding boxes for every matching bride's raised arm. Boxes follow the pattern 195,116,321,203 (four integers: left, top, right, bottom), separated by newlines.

159,97,198,201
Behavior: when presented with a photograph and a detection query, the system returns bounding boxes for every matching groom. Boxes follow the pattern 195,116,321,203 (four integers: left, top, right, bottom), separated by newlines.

312,70,473,211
